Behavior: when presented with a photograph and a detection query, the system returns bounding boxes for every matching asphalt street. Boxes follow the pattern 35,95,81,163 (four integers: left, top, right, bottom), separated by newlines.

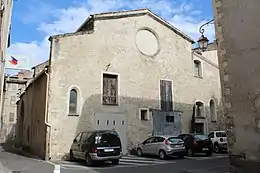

56,154,229,173
0,145,229,173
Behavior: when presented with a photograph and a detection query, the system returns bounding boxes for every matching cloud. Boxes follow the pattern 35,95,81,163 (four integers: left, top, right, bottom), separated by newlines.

8,0,215,67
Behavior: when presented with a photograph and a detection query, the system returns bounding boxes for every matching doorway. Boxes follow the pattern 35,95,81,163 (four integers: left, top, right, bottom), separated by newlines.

194,123,204,134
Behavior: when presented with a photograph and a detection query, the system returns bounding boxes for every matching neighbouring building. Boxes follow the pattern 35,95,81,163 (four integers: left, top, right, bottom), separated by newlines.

0,0,13,131
213,0,260,172
15,9,223,160
0,70,32,140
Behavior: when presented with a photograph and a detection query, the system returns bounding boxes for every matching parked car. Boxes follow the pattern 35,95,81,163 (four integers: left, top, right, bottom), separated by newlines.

136,135,186,160
69,130,122,166
178,134,213,156
208,131,228,153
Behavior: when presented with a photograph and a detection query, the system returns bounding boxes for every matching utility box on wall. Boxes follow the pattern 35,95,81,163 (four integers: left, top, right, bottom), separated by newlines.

152,110,181,136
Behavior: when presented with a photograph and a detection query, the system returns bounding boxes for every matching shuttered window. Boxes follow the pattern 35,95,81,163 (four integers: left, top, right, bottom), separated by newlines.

194,60,202,77
103,73,118,105
160,80,173,111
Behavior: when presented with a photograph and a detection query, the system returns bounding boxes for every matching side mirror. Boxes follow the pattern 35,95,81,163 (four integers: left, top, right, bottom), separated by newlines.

73,139,77,143
142,141,146,145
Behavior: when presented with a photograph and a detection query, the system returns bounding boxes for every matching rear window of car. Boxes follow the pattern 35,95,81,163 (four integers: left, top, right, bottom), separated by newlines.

216,132,226,137
96,132,121,147
168,137,183,143
194,134,209,140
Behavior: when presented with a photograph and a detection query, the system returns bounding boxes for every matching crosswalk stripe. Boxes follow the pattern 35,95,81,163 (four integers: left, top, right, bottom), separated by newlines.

122,156,163,162
186,155,228,160
120,158,162,164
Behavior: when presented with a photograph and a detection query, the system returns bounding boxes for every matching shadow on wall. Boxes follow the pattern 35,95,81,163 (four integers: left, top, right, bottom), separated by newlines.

0,123,38,160
60,94,224,160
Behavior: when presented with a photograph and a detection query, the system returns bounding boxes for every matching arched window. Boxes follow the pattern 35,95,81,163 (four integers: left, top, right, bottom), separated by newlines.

195,101,204,117
194,60,202,77
69,89,78,115
210,99,217,122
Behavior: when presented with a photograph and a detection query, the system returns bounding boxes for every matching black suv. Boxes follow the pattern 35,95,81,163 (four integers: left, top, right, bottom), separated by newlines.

69,130,122,166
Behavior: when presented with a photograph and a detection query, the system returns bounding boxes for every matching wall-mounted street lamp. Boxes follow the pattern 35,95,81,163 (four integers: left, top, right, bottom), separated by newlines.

197,19,214,51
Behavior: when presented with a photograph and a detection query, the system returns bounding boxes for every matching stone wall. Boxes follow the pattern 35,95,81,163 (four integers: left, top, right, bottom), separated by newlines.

46,12,223,159
16,72,48,159
213,0,260,172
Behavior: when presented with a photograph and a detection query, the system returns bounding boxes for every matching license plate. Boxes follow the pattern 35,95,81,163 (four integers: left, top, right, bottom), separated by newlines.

104,149,114,152
202,148,209,151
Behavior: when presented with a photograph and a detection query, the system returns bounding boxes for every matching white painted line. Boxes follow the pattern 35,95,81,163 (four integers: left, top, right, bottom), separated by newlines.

122,156,161,161
53,165,61,173
119,161,148,165
120,158,161,163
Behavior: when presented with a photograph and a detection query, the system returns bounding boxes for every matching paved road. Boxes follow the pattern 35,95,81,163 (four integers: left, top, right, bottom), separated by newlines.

0,145,229,173
52,153,229,173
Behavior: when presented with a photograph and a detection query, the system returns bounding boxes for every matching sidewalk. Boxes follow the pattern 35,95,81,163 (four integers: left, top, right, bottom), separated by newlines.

0,142,54,173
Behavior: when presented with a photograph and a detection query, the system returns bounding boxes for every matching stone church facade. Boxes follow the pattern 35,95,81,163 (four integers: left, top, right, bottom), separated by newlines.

15,9,223,160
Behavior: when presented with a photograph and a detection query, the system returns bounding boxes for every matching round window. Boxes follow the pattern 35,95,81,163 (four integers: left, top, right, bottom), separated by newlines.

135,29,160,57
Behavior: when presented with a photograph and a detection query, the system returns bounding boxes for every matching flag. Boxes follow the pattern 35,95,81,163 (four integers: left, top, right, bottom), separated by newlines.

9,56,18,65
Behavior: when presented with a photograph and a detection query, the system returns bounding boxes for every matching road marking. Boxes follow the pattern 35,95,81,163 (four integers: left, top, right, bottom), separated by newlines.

50,156,175,170
186,155,228,160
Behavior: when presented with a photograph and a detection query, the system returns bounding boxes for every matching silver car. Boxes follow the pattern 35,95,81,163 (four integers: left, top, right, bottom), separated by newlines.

136,135,186,160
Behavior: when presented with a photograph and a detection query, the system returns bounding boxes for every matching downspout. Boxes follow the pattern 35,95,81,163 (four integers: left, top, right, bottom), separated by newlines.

0,0,5,131
44,69,51,160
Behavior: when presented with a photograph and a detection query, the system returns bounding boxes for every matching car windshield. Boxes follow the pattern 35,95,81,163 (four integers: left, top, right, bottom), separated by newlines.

216,132,226,137
96,132,121,147
168,137,183,143
194,134,209,140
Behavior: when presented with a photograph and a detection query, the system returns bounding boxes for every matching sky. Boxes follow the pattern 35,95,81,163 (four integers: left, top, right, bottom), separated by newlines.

7,0,215,69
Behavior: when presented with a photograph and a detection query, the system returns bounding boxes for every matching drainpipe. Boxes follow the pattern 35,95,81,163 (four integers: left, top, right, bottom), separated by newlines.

44,69,51,160
0,0,4,132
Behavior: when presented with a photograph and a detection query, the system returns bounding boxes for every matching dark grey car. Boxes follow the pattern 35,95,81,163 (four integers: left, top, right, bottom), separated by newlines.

69,130,122,166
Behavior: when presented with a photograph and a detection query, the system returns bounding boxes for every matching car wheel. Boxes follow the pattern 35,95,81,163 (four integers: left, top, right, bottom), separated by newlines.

178,155,185,159
85,154,93,166
187,149,194,157
206,151,212,156
214,144,220,153
69,150,75,161
159,150,166,160
112,159,119,165
137,148,143,157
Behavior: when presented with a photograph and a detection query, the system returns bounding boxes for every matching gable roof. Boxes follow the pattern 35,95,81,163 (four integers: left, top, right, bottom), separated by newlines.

76,9,195,43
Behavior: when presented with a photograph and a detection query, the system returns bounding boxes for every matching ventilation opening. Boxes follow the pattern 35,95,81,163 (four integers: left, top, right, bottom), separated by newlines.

140,109,149,121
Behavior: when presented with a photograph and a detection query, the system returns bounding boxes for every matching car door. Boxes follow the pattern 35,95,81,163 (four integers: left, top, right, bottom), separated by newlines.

150,137,165,155
78,132,91,159
71,132,82,158
208,132,215,143
141,137,155,154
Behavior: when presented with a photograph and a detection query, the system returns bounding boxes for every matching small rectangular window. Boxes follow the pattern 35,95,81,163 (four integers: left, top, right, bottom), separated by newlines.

9,113,14,122
140,108,149,121
166,115,174,123
12,84,17,90
10,96,16,105
194,60,202,77
102,73,118,105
